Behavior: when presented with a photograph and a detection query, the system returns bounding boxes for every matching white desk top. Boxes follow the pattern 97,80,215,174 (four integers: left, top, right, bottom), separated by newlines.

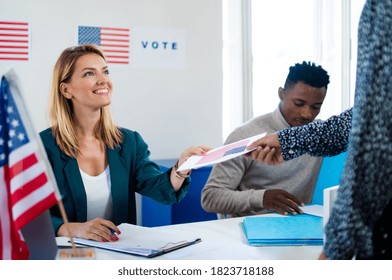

57,211,323,260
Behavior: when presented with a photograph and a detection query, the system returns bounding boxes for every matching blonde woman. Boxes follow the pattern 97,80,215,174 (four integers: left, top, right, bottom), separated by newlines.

41,44,209,242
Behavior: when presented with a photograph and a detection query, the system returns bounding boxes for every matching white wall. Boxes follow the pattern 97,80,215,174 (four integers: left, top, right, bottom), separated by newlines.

0,0,223,160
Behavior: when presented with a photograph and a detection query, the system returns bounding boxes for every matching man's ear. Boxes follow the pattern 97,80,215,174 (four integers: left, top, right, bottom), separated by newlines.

278,87,284,101
60,83,72,99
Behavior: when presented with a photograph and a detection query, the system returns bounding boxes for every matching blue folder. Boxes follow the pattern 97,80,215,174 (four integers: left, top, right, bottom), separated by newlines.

242,214,323,246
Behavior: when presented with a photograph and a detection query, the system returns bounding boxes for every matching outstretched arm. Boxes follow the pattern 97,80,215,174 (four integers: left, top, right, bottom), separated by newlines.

249,108,353,163
278,108,352,160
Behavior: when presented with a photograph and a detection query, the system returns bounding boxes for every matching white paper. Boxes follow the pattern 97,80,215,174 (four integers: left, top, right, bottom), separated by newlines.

299,204,323,217
178,132,266,171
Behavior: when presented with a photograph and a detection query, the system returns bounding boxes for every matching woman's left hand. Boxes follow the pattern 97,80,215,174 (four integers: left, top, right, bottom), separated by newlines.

178,145,211,168
170,145,211,190
170,146,211,187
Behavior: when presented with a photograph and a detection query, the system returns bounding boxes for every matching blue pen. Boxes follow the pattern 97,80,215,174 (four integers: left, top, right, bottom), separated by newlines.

108,227,117,235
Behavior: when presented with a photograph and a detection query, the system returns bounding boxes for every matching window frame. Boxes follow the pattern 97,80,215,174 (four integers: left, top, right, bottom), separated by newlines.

222,0,364,141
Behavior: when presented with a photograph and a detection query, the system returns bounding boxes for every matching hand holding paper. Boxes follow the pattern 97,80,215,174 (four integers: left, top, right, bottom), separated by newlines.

177,133,266,171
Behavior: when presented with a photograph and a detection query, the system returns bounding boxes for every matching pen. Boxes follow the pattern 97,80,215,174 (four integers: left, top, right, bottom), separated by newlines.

108,227,117,235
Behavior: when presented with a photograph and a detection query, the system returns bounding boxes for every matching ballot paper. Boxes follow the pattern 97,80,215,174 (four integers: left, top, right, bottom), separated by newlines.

177,132,266,171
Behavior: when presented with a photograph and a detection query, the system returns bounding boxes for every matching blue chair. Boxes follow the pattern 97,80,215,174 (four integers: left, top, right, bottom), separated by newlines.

141,159,216,226
311,152,347,205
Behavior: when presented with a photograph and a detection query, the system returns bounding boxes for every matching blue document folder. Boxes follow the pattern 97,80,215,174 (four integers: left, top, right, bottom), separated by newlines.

242,214,323,246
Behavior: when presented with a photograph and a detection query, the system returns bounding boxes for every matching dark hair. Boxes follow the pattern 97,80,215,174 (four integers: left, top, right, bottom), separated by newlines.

284,61,330,90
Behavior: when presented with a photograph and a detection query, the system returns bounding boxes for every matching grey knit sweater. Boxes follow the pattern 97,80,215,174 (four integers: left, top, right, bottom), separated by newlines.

201,107,323,217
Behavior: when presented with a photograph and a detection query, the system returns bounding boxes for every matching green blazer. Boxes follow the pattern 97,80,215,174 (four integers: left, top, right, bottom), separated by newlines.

40,127,190,235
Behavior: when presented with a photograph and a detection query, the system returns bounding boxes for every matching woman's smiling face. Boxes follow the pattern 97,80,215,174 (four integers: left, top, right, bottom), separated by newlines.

62,53,113,111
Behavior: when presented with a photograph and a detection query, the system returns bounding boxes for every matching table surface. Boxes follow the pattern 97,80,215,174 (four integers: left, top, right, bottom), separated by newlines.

56,212,324,260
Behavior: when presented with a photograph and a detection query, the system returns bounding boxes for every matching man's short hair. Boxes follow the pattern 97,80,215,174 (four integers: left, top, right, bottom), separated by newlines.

284,61,330,90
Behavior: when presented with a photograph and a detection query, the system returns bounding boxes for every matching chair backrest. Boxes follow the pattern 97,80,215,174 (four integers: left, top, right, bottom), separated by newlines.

311,152,347,205
142,160,217,226
323,185,339,227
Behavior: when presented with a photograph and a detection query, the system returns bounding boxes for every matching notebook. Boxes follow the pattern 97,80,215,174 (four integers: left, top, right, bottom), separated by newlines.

242,214,323,246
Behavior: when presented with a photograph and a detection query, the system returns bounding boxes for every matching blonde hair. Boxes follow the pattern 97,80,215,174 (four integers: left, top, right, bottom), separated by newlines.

48,44,123,157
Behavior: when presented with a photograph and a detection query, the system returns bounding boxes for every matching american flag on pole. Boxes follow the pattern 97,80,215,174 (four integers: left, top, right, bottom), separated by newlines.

78,25,130,65
0,21,30,61
0,70,59,259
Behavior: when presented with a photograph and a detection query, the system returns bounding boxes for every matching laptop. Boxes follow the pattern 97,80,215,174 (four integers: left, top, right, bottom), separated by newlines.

20,210,58,260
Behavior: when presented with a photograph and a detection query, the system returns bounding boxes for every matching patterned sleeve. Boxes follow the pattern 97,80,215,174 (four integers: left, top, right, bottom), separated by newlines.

278,108,353,160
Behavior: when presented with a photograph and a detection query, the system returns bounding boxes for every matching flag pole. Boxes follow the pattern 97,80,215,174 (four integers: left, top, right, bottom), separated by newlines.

56,199,95,259
56,199,78,256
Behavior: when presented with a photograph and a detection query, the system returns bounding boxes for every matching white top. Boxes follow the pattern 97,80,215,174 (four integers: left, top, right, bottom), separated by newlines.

80,166,113,221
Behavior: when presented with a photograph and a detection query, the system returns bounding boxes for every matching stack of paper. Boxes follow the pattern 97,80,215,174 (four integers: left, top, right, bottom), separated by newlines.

242,214,323,246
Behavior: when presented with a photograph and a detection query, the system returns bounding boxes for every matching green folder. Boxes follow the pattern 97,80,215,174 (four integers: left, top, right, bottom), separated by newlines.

242,214,323,246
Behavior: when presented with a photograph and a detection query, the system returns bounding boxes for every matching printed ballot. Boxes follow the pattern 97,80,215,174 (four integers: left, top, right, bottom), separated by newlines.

177,132,266,171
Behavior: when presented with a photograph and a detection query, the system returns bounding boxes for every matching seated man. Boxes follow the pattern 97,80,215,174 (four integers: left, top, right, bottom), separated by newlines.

201,61,330,217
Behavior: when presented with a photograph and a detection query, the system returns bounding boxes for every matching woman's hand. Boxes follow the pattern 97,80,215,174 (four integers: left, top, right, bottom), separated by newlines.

170,145,212,190
178,145,211,168
57,218,120,242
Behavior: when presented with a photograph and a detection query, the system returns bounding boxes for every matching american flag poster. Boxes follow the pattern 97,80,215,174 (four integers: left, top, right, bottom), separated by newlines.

0,21,30,61
78,25,130,65
0,70,59,259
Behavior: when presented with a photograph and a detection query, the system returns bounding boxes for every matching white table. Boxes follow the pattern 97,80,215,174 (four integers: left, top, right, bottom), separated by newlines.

57,212,323,260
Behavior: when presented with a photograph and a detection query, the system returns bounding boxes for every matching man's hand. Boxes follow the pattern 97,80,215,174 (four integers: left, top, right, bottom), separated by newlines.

263,189,304,215
249,146,284,165
247,134,284,165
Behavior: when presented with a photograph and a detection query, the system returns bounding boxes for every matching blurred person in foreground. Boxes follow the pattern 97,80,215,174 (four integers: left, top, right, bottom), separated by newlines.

249,0,392,260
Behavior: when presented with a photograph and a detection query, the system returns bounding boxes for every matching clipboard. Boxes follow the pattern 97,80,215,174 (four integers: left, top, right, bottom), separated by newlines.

73,237,202,258
71,223,202,258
